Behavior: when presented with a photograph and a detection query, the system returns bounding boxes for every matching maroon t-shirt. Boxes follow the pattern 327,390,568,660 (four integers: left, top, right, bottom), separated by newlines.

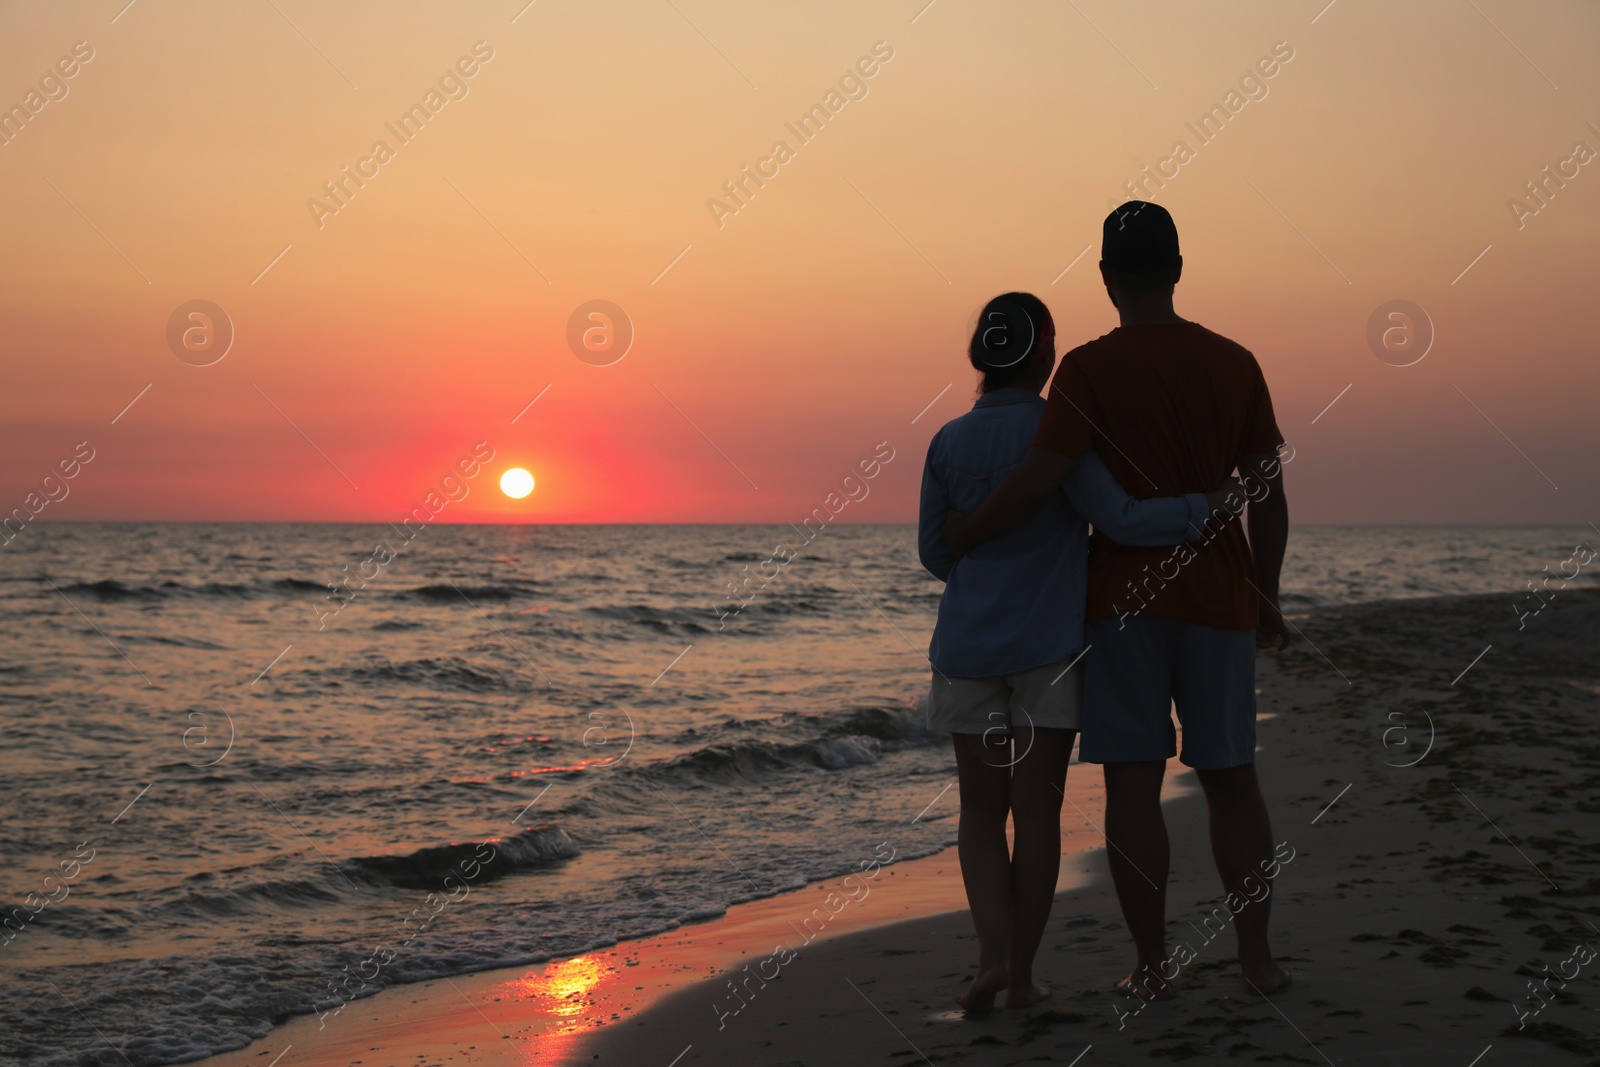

1032,321,1283,629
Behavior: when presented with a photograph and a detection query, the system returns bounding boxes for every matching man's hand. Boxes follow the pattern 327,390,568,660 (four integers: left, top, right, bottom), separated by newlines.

1256,601,1291,651
1241,449,1289,652
943,509,972,558
1205,474,1248,519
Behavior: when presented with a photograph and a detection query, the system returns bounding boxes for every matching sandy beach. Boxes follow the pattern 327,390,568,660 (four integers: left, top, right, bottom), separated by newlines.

202,587,1600,1066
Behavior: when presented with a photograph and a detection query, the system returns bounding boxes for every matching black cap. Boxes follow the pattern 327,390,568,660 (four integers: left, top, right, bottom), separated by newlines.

1102,201,1180,271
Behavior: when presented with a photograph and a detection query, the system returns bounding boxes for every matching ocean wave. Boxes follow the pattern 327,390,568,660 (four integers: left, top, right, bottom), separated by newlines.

732,594,841,617
585,603,716,633
831,704,934,744
38,574,587,606
642,704,936,782
53,578,172,600
49,577,323,600
272,577,327,594
122,633,231,650
370,617,426,631
340,656,532,694
145,827,581,923
398,582,539,602
157,876,343,919
21,903,133,939
344,825,578,889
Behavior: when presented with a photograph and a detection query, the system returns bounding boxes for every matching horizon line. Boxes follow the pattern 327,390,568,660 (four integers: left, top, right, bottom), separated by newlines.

15,519,1596,529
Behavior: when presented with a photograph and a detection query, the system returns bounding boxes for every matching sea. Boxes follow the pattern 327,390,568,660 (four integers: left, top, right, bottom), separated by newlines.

1,523,1595,1066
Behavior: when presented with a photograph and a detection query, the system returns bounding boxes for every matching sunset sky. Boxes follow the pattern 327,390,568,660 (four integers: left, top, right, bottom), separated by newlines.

2,0,1596,524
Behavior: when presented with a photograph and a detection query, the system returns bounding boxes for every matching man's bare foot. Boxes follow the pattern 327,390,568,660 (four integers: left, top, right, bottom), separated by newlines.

1114,967,1175,1001
956,965,1009,1016
1004,981,1051,1010
1242,960,1291,995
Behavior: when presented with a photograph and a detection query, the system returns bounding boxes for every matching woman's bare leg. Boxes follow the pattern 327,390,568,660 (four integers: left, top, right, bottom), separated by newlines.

952,730,1012,1014
1003,726,1074,1008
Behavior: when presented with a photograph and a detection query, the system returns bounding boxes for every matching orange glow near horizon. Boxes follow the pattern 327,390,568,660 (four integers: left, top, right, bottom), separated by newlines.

1,3,1595,524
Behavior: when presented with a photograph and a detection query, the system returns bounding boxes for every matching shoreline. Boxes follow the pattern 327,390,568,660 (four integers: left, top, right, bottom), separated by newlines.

198,845,977,1067
200,734,1180,1067
141,589,1600,1065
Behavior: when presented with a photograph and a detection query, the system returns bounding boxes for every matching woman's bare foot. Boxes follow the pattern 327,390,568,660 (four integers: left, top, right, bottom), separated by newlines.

1242,959,1291,995
1004,981,1051,1010
1114,967,1175,1001
956,965,1009,1016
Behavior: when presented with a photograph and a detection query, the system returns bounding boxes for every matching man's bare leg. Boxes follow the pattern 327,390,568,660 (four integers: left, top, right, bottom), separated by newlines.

1103,760,1174,999
1195,763,1290,993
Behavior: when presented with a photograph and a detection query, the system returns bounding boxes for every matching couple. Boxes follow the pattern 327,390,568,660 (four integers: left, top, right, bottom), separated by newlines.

917,201,1292,1014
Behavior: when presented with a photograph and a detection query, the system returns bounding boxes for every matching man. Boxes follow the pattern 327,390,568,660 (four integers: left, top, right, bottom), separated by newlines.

945,201,1292,998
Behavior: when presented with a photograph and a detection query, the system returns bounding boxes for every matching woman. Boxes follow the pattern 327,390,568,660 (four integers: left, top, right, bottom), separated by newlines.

918,292,1224,1013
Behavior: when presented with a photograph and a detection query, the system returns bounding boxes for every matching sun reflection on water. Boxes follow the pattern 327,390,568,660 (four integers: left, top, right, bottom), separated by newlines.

514,954,608,1018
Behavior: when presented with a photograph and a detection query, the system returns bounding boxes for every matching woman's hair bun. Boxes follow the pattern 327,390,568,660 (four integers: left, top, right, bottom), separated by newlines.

968,292,1051,383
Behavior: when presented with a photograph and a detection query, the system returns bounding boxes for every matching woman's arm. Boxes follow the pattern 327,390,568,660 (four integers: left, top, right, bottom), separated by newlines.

1063,448,1210,547
918,436,956,581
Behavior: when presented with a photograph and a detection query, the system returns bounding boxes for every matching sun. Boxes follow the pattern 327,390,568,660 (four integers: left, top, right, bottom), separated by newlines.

499,468,534,499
